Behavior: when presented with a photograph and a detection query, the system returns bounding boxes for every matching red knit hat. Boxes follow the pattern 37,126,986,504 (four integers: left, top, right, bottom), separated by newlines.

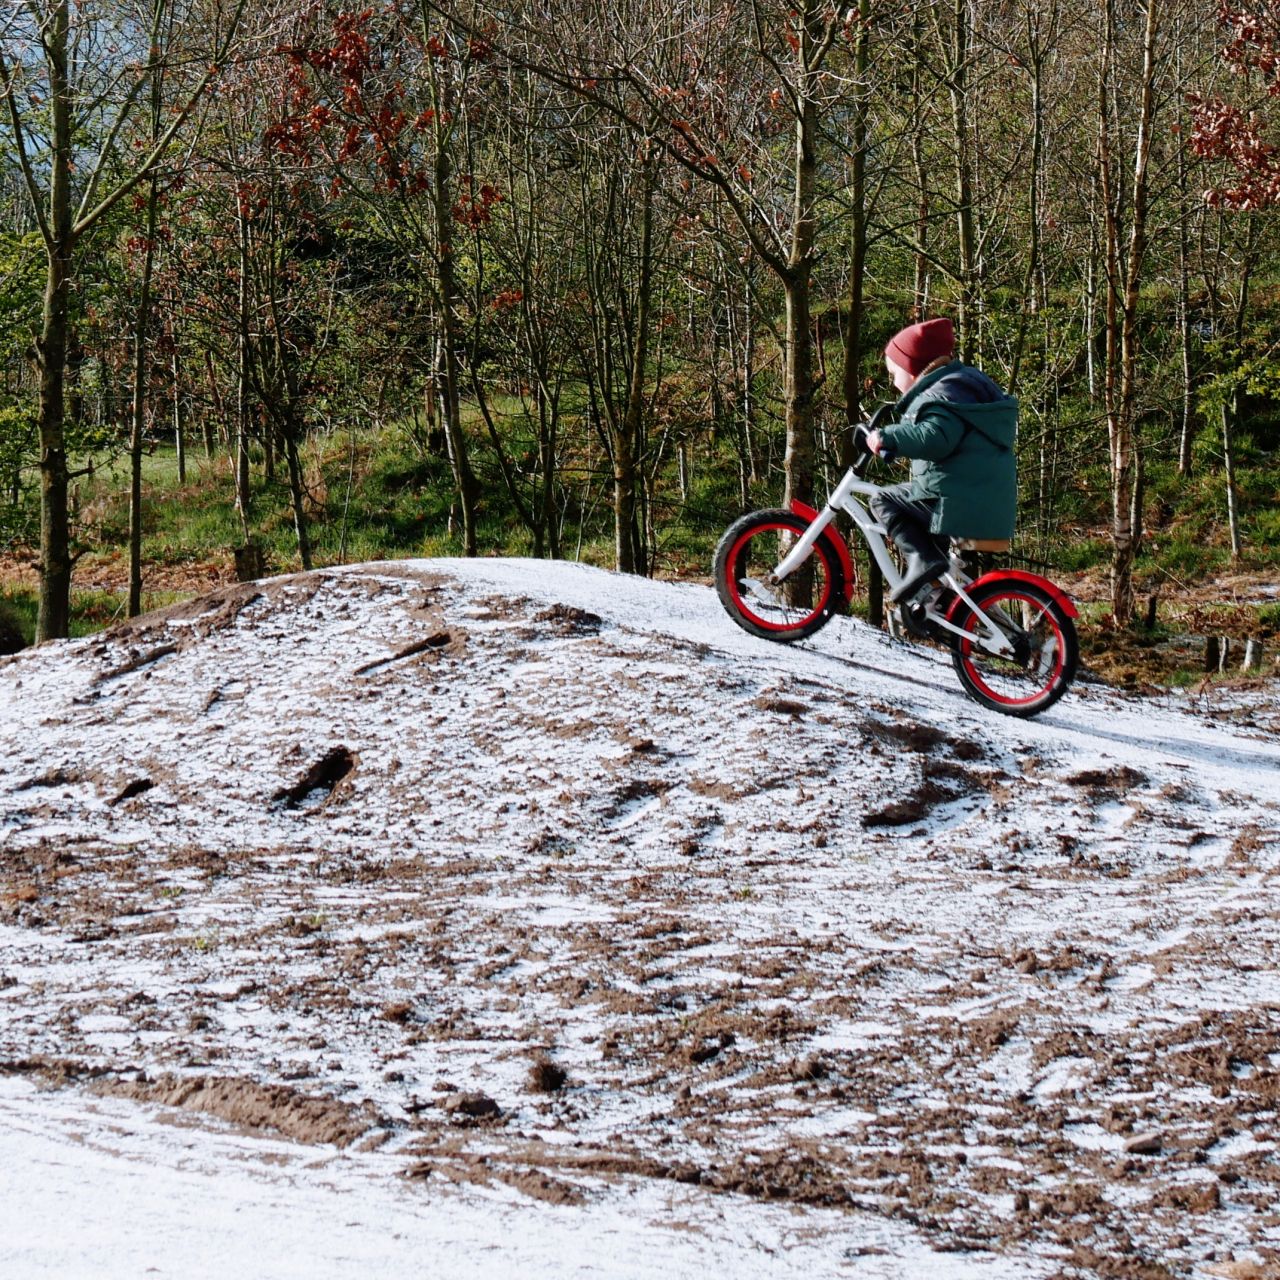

885,317,955,377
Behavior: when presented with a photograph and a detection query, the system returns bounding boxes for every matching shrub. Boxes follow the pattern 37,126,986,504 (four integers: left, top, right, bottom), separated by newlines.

0,598,27,654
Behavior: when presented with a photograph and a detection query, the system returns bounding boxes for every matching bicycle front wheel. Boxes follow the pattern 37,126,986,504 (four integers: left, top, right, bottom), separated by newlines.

949,578,1078,717
714,509,844,643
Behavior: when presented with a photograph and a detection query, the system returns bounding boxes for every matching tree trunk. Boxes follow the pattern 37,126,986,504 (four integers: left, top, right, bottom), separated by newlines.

174,348,186,484
841,0,881,625
542,380,561,559
283,428,314,571
235,206,253,542
1098,0,1159,627
840,0,871,438
1222,395,1242,561
741,264,757,498
949,0,978,362
128,176,160,618
911,12,931,318
615,151,655,575
1222,217,1258,565
35,0,74,643
1008,10,1046,396
37,247,73,643
433,121,479,556
202,350,220,460
1176,113,1196,477
781,11,822,514
782,272,815,512
1111,0,1160,625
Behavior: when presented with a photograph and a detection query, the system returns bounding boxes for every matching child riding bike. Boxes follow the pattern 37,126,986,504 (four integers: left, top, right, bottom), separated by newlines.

713,318,1077,716
864,318,1018,607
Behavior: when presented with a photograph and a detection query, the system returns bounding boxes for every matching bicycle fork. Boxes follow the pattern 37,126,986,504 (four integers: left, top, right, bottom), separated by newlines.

771,472,861,581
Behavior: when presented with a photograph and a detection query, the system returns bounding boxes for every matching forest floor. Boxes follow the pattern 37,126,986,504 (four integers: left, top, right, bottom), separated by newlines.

1,559,1278,1278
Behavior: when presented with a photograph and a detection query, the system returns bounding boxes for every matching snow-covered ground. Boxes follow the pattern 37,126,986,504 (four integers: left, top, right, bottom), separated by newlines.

1,559,1277,1279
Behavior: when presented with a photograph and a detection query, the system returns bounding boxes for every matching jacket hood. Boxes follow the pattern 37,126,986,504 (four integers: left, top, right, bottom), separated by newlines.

897,361,1018,448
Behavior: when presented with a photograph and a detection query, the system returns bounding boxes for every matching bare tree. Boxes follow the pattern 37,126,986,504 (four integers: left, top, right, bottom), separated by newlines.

1,0,248,639
446,0,853,524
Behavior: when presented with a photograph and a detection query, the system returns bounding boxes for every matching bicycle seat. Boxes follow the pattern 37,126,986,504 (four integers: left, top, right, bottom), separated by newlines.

952,537,1011,553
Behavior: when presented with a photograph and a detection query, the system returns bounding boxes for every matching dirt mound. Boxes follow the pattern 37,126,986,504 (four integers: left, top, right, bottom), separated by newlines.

3,558,1279,1272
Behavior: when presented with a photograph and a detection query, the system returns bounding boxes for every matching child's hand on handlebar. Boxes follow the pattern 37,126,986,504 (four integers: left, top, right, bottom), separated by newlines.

865,428,895,461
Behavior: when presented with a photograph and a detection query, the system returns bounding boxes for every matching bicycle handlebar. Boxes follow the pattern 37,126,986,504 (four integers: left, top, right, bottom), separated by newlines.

851,402,896,478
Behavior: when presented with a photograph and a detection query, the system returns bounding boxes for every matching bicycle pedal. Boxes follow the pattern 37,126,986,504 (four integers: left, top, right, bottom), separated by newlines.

897,602,933,641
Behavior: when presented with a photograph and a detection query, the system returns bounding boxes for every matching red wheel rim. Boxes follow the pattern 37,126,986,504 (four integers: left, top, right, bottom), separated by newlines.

957,589,1066,707
724,522,833,633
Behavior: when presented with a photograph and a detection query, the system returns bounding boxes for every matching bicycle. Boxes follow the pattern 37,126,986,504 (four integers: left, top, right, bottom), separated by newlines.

713,405,1079,718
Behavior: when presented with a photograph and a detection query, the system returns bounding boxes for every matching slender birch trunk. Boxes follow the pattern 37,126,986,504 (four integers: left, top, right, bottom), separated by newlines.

128,174,159,617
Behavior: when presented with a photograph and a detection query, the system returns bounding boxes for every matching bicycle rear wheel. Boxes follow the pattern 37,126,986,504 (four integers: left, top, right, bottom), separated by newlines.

949,577,1077,716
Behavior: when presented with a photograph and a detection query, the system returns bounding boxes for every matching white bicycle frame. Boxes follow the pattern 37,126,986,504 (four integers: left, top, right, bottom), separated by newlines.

772,464,1017,657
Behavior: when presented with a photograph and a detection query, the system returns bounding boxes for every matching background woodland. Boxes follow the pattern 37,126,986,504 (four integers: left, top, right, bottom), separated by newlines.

3,0,1280,653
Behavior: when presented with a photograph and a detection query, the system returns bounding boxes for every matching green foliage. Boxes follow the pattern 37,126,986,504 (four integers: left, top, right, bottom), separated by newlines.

0,233,43,535
0,595,26,653
1049,537,1110,574
0,232,43,362
0,582,185,643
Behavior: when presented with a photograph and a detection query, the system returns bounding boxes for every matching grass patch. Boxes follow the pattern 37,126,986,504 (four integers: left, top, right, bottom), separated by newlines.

0,583,189,647
0,595,26,653
1050,537,1110,574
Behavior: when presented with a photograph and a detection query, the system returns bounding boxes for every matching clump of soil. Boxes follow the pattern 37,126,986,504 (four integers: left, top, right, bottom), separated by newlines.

1065,765,1147,794
108,579,274,644
439,1091,502,1120
108,777,155,806
528,1057,567,1093
754,695,809,717
272,746,358,808
533,604,603,635
878,721,947,752
862,759,983,828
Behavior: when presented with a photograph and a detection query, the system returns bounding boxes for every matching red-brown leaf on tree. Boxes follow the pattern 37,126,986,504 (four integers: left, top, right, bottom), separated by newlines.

451,175,503,227
1192,4,1280,207
338,123,364,161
